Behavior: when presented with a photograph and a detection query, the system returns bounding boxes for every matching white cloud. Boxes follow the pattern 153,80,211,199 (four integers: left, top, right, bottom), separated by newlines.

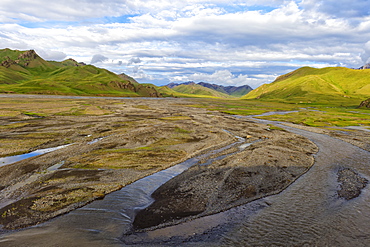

171,70,274,88
90,54,109,64
1,1,370,87
35,49,67,61
127,57,142,65
360,41,370,64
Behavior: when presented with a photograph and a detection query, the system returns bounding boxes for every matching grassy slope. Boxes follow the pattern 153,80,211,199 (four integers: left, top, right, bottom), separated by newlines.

0,49,24,61
158,86,212,98
243,67,370,105
188,98,370,128
0,49,157,97
207,86,251,97
168,84,232,98
228,87,252,97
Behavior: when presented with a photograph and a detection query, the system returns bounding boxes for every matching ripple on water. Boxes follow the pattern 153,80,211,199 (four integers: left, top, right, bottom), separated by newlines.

221,124,370,247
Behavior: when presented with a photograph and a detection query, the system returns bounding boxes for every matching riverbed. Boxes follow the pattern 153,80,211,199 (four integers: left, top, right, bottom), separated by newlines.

0,96,369,246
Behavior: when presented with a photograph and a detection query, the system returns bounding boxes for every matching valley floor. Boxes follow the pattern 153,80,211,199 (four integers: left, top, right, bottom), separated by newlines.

0,94,369,246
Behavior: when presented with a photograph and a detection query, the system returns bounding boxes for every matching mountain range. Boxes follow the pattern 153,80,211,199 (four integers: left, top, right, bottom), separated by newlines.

1,48,370,105
0,48,160,97
165,81,253,98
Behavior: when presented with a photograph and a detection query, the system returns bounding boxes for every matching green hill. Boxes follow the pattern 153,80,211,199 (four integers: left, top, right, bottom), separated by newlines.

160,83,232,98
243,66,370,105
0,49,160,97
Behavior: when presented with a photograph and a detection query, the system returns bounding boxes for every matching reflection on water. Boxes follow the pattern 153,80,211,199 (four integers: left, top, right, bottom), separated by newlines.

344,125,370,132
47,161,65,171
248,110,299,117
0,144,71,168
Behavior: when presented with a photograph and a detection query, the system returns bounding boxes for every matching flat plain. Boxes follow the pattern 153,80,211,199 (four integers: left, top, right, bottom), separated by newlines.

0,95,369,237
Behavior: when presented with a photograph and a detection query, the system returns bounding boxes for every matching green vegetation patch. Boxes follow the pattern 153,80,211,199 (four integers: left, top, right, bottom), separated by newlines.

174,126,192,134
188,98,299,116
259,108,370,127
71,147,186,170
243,66,370,105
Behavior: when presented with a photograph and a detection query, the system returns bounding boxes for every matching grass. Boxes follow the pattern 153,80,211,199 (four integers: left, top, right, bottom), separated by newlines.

170,84,232,98
71,146,187,170
187,98,370,128
158,86,231,99
175,127,192,134
190,98,299,115
259,107,370,127
0,49,160,97
244,66,370,104
159,116,192,121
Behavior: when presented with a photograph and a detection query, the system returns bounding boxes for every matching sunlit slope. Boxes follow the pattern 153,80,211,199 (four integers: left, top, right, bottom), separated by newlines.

243,67,370,104
167,84,232,98
0,49,160,97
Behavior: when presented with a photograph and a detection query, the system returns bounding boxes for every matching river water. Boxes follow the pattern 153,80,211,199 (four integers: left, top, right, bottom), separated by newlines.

0,115,369,246
0,144,71,168
221,121,370,247
0,132,246,246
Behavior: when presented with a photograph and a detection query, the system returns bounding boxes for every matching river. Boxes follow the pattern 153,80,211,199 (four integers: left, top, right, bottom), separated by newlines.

0,114,369,246
221,122,370,246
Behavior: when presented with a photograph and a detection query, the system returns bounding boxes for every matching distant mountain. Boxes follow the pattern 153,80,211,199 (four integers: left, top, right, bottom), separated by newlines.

0,48,160,97
166,81,196,89
164,81,252,98
160,82,231,98
243,66,370,104
198,82,253,97
358,63,370,69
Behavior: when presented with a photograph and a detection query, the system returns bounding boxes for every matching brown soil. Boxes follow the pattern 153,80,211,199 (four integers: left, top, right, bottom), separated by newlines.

0,96,337,231
0,96,283,230
133,125,318,230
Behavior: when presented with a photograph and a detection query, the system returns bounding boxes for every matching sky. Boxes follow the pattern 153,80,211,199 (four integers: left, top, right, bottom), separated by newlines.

1,0,370,88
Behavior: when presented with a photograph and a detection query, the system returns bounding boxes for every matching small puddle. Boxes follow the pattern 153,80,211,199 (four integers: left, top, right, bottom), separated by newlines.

87,135,110,145
87,137,105,144
344,126,370,132
47,161,66,171
248,110,299,117
0,144,71,168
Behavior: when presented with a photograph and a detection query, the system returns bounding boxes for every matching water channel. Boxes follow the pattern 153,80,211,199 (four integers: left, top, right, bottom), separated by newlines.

0,113,369,246
0,131,246,246
0,144,71,168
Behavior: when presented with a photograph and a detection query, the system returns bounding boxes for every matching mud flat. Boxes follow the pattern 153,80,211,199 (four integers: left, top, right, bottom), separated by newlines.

219,121,370,247
2,95,369,247
132,128,317,231
0,95,317,232
120,119,370,246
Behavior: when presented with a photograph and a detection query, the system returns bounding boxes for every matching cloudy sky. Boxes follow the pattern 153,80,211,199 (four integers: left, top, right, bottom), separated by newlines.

1,0,370,88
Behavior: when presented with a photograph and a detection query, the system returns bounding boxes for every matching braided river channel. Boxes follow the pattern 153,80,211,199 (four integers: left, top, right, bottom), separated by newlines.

0,114,369,246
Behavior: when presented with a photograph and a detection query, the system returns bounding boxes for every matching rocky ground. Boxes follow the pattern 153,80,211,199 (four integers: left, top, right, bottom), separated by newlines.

133,121,318,230
1,95,368,233
0,97,232,229
337,168,368,200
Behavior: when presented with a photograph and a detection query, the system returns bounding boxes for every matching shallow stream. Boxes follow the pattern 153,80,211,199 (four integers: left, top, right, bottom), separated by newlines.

0,144,71,168
0,131,247,246
0,114,369,246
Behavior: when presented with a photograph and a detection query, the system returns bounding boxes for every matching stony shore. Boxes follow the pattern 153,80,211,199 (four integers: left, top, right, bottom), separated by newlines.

1,96,368,232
